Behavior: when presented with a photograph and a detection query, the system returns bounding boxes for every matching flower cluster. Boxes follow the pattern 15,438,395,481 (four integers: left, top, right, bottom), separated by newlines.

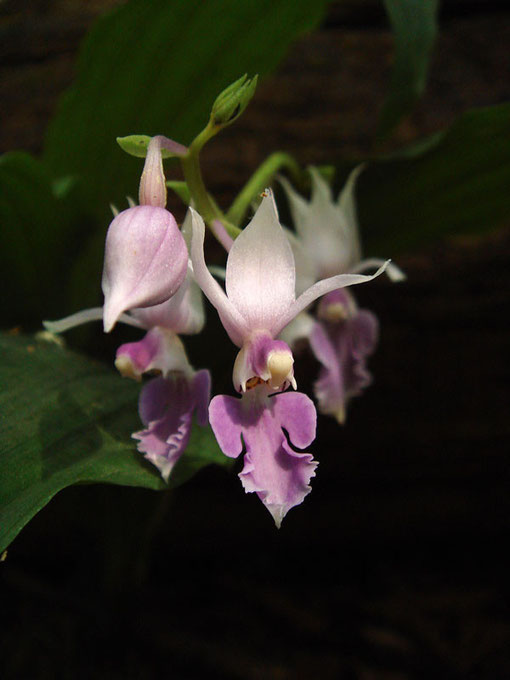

46,116,402,527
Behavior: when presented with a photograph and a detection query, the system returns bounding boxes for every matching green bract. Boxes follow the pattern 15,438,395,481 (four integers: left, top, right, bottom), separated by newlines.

117,135,182,159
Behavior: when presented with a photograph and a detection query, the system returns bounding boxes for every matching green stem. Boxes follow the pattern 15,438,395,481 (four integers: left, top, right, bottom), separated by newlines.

226,152,303,226
180,122,241,240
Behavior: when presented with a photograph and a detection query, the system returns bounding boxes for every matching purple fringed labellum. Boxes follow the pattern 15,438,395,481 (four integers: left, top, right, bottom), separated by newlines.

209,386,317,527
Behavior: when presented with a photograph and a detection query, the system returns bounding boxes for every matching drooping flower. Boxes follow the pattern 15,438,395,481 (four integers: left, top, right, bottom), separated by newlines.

190,190,388,524
278,167,403,422
106,259,210,482
102,136,188,332
190,190,388,387
45,210,210,483
310,289,379,423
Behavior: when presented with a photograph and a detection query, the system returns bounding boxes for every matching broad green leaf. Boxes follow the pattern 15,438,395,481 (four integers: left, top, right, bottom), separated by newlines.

0,333,227,553
43,0,329,222
0,153,77,327
359,103,510,253
377,0,439,140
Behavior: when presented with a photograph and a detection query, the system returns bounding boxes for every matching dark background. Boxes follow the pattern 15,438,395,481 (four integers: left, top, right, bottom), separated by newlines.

1,1,510,678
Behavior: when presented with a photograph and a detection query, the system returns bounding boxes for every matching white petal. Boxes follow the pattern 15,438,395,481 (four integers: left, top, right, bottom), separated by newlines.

131,266,205,335
309,166,333,205
277,174,310,233
43,307,143,333
284,227,317,296
336,164,365,264
225,191,296,335
189,208,248,346
275,261,390,335
350,257,406,282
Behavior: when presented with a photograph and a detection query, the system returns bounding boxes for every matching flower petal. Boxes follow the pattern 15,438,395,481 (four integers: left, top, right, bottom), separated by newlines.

209,388,317,527
102,205,188,332
310,310,379,423
131,267,205,335
350,257,406,282
189,208,248,346
43,307,143,334
232,332,295,392
133,370,210,482
336,164,365,264
115,328,191,380
275,261,389,335
208,394,245,458
225,192,296,335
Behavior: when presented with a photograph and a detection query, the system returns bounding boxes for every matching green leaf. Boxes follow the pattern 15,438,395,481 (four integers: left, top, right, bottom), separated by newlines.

359,103,510,253
117,135,183,159
377,0,439,140
0,153,75,327
43,0,329,221
0,333,227,553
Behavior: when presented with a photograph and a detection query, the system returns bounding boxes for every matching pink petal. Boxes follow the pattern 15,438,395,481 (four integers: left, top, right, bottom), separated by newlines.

131,268,205,335
102,205,188,332
209,387,317,527
310,310,379,423
133,371,211,482
115,327,191,380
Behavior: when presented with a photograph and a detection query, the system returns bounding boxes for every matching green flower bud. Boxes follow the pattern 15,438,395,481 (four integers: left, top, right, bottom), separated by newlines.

210,74,258,128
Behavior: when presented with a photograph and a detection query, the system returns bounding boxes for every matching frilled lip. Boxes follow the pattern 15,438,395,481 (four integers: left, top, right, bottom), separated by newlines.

209,386,317,527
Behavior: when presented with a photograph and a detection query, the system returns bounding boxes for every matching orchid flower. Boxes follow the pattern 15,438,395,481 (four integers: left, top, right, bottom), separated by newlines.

278,166,404,422
102,136,188,332
190,190,388,525
45,208,210,483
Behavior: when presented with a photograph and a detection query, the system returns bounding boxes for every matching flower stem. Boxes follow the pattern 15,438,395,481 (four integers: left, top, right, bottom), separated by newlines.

181,122,241,241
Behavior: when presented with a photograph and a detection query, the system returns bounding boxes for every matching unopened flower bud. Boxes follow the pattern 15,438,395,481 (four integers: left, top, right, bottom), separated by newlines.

210,74,258,128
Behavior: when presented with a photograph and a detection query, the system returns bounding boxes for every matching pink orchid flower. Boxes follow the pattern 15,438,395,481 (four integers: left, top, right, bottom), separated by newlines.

279,167,404,423
190,190,388,525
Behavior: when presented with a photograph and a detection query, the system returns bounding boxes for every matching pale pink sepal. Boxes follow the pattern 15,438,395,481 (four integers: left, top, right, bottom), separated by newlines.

225,192,296,333
275,260,389,336
102,205,188,332
350,257,406,282
131,267,205,336
189,208,249,346
43,307,143,334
